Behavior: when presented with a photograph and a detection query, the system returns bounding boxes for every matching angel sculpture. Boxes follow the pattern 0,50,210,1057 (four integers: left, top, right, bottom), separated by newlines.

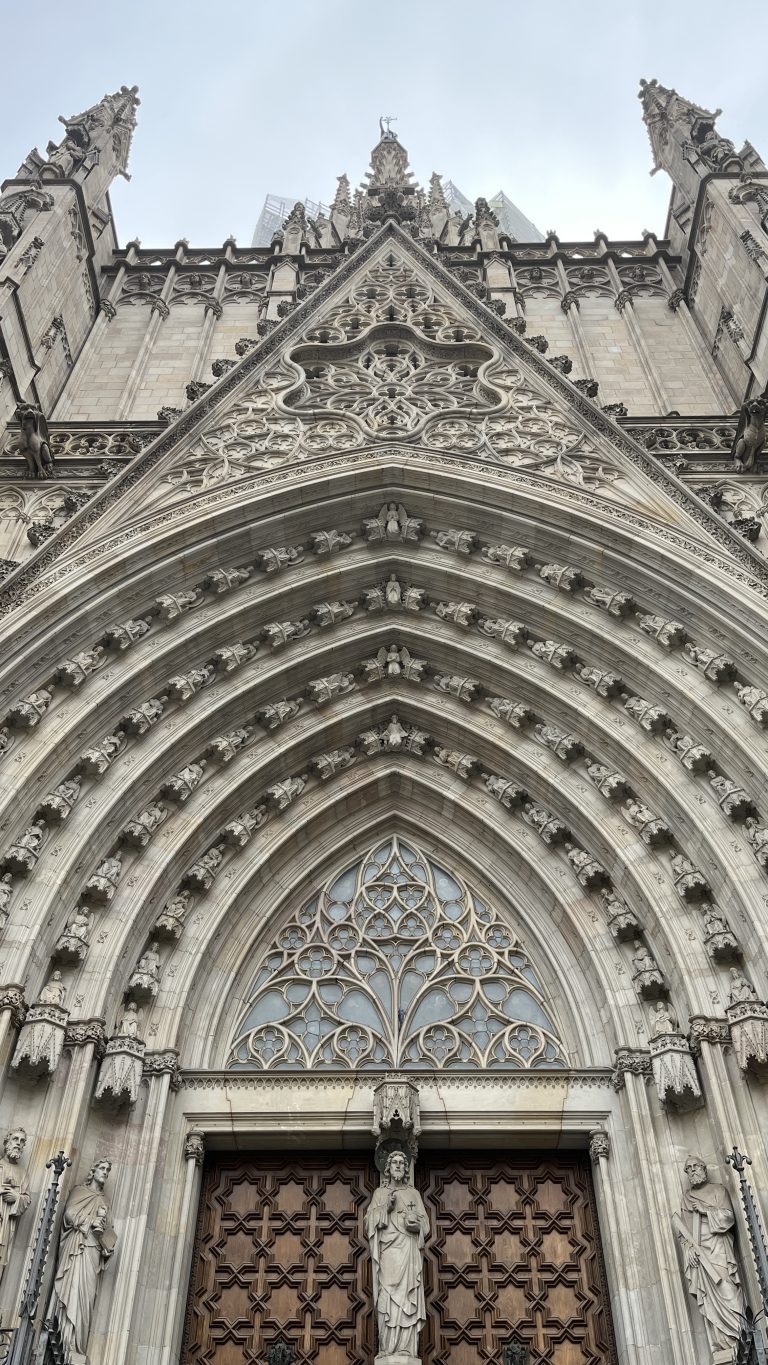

731,397,767,472
362,503,423,545
6,408,54,479
362,645,427,683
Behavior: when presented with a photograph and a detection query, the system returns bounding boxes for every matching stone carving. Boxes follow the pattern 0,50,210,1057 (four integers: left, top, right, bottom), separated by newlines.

206,728,253,763
7,688,53,728
78,731,125,777
671,855,710,901
127,943,161,1001
154,890,195,940
94,1030,145,1108
481,544,532,572
672,1157,744,1358
538,563,584,593
584,587,636,617
534,725,583,762
184,1130,205,1166
649,1026,701,1110
262,619,311,649
0,873,14,929
432,672,480,702
166,666,215,702
726,970,768,1073
11,973,68,1077
632,942,666,998
707,773,752,820
683,645,736,684
103,622,154,652
430,528,477,556
0,1129,29,1285
585,763,631,801
161,762,206,803
223,808,268,848
54,647,105,687
434,601,477,628
431,748,476,780
362,646,427,683
576,666,624,698
53,909,92,964
667,733,713,771
730,397,766,472
50,1158,117,1360
121,802,168,848
566,847,610,889
701,906,740,962
266,777,307,811
212,643,256,673
358,717,428,756
38,777,82,823
637,614,687,648
363,504,423,544
4,823,45,873
153,589,203,622
306,672,356,705
734,683,768,727
257,699,302,730
312,600,356,628
477,617,526,647
257,545,304,573
121,697,166,734
311,529,354,555
364,576,426,614
5,407,54,479
372,1077,421,1146
312,748,358,781
601,890,640,941
365,1149,429,1365
745,818,768,869
483,774,526,809
588,1131,610,1162
622,696,671,732
84,852,123,903
529,640,576,670
623,799,672,847
203,566,252,593
523,804,570,845
488,698,535,728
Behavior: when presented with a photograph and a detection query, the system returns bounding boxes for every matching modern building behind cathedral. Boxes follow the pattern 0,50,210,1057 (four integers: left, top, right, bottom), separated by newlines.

0,73,766,1365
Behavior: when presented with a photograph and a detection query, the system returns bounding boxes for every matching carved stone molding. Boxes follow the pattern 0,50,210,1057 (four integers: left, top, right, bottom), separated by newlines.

184,1128,205,1165
143,1049,182,1089
0,985,26,1029
611,1047,652,1090
64,1018,107,1056
688,1016,730,1056
589,1129,610,1161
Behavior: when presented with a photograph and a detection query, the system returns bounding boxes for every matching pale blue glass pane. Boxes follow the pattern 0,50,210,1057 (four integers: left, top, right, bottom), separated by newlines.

502,988,555,1030
369,970,392,1015
337,989,386,1031
241,992,290,1030
408,989,453,1030
327,865,358,902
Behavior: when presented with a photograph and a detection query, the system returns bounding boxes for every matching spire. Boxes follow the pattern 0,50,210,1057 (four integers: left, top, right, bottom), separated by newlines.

359,119,420,228
428,173,447,213
332,174,352,215
638,77,742,175
40,85,141,183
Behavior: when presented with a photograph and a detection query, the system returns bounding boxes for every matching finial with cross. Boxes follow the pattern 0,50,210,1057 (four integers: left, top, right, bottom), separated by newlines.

379,114,397,140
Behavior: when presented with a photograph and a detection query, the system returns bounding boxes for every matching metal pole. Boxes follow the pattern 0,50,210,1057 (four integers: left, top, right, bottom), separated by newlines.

7,1151,70,1365
728,1147,768,1314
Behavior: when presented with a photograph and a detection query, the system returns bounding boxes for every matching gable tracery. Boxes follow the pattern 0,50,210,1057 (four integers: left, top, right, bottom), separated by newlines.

227,836,566,1071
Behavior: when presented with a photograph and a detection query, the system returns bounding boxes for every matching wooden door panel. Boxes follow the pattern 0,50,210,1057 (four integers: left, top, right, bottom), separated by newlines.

182,1155,375,1365
183,1151,615,1365
418,1153,616,1365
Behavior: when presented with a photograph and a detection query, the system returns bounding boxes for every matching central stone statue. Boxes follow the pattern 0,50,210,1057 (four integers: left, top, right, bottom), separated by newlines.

365,1149,429,1365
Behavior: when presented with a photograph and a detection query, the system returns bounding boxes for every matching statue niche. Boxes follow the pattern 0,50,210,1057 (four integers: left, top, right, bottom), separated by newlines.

365,1149,429,1365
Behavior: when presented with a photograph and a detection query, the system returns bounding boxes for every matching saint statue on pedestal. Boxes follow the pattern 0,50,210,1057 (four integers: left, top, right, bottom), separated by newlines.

365,1149,429,1365
672,1154,744,1362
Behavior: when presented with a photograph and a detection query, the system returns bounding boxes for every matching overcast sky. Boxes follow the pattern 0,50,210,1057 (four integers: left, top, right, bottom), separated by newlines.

1,0,767,247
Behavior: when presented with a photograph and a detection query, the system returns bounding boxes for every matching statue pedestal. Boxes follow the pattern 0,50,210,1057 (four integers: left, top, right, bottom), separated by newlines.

649,1032,702,1110
376,1354,420,1365
727,1000,768,1075
11,1003,68,1078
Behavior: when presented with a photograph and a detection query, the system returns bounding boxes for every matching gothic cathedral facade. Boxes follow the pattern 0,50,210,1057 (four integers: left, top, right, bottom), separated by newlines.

0,76,766,1365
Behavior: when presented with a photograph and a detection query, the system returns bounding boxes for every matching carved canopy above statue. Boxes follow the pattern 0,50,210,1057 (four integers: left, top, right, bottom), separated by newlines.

227,835,566,1071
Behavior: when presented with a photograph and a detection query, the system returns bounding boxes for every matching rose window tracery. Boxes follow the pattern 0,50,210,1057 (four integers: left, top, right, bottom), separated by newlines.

227,836,566,1071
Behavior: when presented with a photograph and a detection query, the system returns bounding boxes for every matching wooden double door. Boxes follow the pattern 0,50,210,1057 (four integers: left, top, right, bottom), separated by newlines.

182,1151,616,1365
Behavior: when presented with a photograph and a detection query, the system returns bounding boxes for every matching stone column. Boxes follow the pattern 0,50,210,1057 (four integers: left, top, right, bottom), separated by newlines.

655,258,735,408
158,1128,205,1365
588,1128,652,1365
554,259,593,379
188,264,226,384
612,1048,699,1365
115,263,177,419
604,259,672,412
0,987,25,1091
100,1059,177,1365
